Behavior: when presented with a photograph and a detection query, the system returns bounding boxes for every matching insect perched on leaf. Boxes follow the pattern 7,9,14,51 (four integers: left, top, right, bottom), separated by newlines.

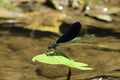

33,22,94,80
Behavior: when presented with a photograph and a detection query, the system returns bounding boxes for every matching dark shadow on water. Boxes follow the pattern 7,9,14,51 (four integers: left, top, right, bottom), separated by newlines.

113,69,120,71
87,26,120,39
0,25,119,39
0,26,60,39
43,1,56,10
35,68,42,77
35,68,64,79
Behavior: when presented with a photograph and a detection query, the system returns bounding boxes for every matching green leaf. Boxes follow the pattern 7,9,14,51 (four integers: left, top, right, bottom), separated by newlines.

32,51,93,70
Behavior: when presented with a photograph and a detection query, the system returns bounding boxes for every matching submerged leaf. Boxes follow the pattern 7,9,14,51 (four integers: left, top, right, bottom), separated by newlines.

96,14,113,22
108,7,120,14
32,51,93,70
0,0,21,12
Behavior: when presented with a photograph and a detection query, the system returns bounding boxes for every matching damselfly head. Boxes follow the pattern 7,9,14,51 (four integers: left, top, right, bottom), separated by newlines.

48,43,58,50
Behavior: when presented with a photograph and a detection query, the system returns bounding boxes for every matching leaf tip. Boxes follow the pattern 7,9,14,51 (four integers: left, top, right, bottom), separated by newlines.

32,57,36,62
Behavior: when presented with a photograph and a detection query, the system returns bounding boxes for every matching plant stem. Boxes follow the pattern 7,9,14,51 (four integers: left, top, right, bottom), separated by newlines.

67,68,71,80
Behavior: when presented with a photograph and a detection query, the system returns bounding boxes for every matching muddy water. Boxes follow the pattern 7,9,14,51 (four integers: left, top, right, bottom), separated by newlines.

0,26,120,80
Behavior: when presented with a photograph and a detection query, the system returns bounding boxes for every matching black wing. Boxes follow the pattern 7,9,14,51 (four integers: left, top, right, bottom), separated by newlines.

56,22,81,43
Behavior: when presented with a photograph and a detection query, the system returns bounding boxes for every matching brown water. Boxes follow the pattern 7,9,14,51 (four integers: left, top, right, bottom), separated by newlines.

0,0,120,79
0,26,120,80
